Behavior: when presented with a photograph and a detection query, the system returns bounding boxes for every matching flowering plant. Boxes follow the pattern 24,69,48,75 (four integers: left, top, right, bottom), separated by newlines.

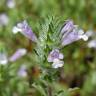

1,17,89,95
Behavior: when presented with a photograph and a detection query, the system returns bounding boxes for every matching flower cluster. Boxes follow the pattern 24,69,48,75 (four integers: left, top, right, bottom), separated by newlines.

11,20,88,69
47,20,88,68
61,20,88,46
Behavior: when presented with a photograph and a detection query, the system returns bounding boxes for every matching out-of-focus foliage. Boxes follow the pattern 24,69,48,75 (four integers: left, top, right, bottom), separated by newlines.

0,0,96,96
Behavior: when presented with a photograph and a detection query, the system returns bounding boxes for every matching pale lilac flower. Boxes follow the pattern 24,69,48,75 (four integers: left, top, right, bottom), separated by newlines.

0,52,8,65
52,59,64,68
9,48,27,62
61,20,74,35
18,65,27,77
47,49,64,68
47,49,64,62
7,0,15,8
87,40,96,49
12,20,37,42
0,13,9,26
61,20,88,46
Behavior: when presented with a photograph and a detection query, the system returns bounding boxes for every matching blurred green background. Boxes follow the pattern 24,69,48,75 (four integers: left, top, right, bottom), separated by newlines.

0,0,96,96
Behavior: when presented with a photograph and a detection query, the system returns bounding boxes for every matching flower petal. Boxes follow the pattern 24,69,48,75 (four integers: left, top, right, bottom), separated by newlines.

12,26,22,34
52,59,64,68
